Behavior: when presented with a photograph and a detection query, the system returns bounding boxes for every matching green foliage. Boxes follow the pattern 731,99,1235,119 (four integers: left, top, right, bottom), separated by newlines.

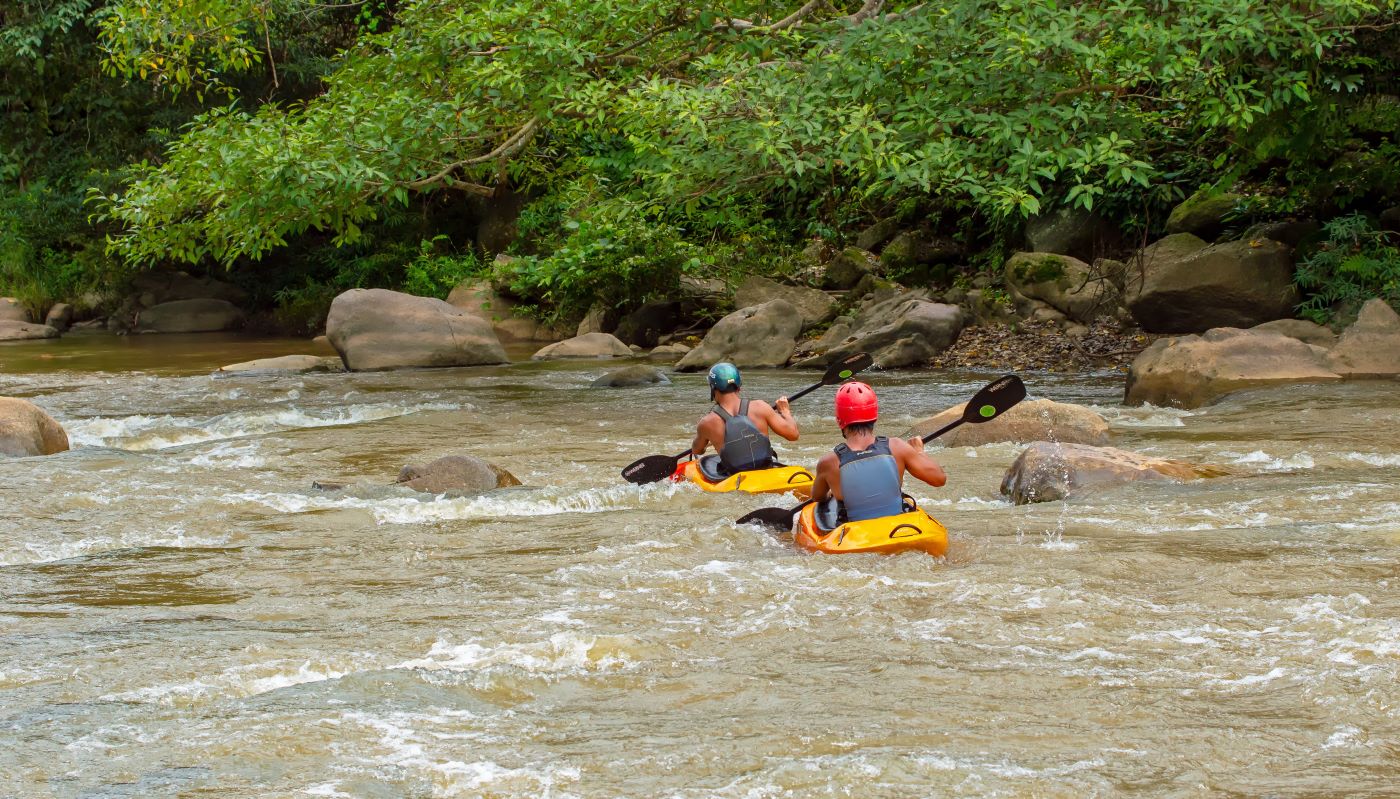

1296,215,1400,323
402,239,484,299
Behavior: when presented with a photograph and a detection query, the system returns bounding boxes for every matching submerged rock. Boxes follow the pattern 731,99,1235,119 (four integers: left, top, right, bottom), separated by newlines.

676,300,802,370
0,397,70,457
396,455,521,494
910,399,1109,448
532,332,633,360
1000,442,1229,504
217,355,343,375
1125,327,1339,408
326,288,508,371
590,365,671,388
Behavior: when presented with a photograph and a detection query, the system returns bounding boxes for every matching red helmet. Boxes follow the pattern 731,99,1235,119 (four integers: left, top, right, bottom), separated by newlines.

835,381,878,429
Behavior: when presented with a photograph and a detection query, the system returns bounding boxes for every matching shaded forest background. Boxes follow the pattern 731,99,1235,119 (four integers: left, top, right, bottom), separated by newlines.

3,0,1397,333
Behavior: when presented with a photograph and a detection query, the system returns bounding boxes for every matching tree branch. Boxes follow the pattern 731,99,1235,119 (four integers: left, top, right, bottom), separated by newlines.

406,117,541,192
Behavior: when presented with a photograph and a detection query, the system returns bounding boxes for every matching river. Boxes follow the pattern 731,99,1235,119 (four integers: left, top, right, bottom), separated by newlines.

2,333,1398,797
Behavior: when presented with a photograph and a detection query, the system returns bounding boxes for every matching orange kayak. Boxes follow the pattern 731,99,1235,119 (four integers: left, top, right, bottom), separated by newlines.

794,500,948,556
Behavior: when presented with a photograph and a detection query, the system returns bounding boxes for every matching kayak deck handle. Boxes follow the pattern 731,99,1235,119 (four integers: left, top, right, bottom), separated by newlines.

889,524,923,539
788,470,813,484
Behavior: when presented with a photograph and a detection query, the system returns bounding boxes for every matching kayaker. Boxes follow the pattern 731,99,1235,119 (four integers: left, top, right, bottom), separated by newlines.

809,381,946,521
691,362,799,474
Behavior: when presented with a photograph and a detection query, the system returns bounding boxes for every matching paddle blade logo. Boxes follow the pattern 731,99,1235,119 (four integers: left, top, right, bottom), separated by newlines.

839,370,853,379
979,404,996,418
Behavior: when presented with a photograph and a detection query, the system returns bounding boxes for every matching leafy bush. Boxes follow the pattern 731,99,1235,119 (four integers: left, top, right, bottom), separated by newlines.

1295,215,1400,324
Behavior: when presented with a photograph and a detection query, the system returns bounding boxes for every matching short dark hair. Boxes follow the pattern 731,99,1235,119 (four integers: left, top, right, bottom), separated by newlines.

713,385,740,395
842,421,875,437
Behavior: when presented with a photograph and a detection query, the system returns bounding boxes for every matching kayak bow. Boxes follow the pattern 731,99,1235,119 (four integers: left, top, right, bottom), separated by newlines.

793,500,948,557
672,458,814,498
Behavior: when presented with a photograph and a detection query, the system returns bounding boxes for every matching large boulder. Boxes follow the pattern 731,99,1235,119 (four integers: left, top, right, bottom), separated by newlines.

1327,299,1400,378
135,299,245,333
0,397,70,457
531,332,632,360
44,303,73,332
615,301,688,348
1125,327,1340,408
396,455,521,494
911,399,1110,448
823,247,878,289
878,233,963,274
446,280,565,342
1004,252,1119,322
217,355,343,375
0,298,29,322
1001,442,1230,505
326,288,508,371
590,365,672,388
1164,190,1244,239
1251,318,1337,348
734,276,836,331
1024,207,1119,261
131,270,248,306
0,321,59,341
799,292,964,369
675,300,803,371
855,218,900,251
1125,235,1297,333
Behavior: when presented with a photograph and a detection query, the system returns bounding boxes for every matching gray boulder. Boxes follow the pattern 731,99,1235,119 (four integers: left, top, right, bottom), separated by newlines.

0,397,69,457
43,303,73,332
1001,442,1230,505
878,233,962,273
396,455,521,494
1125,235,1297,333
855,218,901,251
0,321,59,341
1251,318,1337,348
1125,327,1340,408
1004,252,1118,322
1327,299,1400,378
647,342,692,362
0,298,29,322
734,276,836,331
800,292,964,369
326,288,508,371
136,299,245,333
590,365,672,388
1024,206,1119,261
1165,190,1244,239
823,247,877,289
447,280,566,342
676,300,803,370
911,399,1110,448
532,332,633,360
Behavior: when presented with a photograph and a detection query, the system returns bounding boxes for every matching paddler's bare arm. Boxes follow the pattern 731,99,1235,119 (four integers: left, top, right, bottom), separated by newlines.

892,436,946,488
764,397,799,441
810,452,839,501
692,413,718,457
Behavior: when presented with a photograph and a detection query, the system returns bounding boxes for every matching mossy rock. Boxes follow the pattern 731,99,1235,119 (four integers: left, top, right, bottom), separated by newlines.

1165,190,1244,239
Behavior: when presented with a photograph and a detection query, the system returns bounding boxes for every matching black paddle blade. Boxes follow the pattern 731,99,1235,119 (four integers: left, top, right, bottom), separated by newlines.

736,505,799,530
960,374,1027,424
621,453,682,484
823,351,874,385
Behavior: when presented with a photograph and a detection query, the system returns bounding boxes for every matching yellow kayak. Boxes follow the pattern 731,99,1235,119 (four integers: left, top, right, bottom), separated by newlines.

671,457,813,498
794,499,948,557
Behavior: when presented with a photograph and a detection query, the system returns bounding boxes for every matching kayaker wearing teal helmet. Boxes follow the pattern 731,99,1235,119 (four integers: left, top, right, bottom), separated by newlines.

690,362,799,476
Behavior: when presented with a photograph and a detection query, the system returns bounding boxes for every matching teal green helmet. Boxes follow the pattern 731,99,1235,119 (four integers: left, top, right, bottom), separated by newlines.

707,362,741,393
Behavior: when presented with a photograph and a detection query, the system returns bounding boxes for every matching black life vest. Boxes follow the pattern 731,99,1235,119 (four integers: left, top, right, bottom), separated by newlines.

713,398,775,473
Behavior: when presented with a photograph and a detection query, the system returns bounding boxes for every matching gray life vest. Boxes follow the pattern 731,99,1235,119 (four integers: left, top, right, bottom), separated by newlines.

835,436,903,521
713,398,775,473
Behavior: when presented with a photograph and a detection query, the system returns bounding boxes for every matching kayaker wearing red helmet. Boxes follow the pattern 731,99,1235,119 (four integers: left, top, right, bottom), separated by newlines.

810,382,946,521
691,362,799,475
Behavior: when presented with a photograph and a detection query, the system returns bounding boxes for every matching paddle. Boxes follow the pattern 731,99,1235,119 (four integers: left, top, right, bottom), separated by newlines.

736,374,1028,530
620,352,875,485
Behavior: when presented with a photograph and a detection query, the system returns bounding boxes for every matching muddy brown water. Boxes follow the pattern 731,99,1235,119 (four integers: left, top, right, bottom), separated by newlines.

1,333,1398,797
